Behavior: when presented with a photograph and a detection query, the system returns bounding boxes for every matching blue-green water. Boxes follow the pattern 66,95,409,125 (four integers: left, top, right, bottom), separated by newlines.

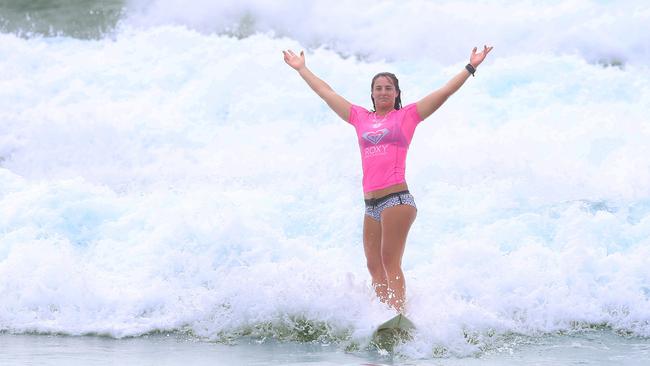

1,331,649,365
0,0,123,38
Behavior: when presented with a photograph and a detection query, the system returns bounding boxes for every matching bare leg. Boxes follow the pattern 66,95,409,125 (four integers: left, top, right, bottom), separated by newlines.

363,214,387,302
380,204,416,313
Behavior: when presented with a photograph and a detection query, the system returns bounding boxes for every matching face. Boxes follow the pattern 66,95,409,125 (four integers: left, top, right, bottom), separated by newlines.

371,76,399,110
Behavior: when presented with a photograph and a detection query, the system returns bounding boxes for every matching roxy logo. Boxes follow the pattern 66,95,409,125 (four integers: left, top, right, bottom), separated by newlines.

364,144,389,157
362,128,389,145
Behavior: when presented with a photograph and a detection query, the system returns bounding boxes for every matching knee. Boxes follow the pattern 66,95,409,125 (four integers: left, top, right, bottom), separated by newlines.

366,259,385,278
380,252,401,274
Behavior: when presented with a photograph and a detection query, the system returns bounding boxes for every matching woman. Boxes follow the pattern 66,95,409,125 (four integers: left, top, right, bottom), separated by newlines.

283,46,493,313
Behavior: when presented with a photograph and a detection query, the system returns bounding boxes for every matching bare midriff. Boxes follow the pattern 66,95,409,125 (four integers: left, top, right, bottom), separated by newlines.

363,182,409,200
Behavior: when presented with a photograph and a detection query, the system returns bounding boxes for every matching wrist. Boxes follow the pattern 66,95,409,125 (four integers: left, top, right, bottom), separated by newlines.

465,63,476,77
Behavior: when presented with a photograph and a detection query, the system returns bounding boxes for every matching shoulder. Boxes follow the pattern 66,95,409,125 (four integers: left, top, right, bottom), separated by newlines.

398,103,422,122
400,103,418,114
348,104,371,125
392,103,422,126
351,104,371,115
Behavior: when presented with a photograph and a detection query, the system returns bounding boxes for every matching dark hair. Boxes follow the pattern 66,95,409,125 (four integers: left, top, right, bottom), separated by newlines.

371,72,402,111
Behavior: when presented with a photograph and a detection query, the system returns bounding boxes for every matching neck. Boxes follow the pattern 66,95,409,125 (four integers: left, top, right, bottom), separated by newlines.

375,106,394,116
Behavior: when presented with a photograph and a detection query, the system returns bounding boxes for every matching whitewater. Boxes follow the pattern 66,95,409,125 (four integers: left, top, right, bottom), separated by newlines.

1,0,650,361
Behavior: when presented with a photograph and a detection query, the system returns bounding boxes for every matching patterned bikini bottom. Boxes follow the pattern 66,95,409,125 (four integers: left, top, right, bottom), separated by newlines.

364,190,416,221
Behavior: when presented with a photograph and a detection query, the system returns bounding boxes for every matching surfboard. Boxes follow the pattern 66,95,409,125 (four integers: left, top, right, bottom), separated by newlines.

372,314,415,351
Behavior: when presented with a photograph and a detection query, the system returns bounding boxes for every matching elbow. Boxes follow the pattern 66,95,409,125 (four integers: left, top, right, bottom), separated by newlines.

441,87,455,100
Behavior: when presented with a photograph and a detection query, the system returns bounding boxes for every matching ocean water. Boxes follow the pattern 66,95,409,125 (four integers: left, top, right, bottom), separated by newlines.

1,0,650,363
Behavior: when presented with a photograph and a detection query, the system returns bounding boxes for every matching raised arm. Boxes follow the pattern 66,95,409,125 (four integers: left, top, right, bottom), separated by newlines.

283,49,352,122
416,45,493,121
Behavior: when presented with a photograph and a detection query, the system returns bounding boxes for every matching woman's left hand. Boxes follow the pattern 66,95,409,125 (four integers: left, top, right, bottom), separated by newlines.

469,45,493,68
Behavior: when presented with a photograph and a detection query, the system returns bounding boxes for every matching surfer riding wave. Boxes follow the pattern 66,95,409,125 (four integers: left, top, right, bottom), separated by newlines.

283,45,493,313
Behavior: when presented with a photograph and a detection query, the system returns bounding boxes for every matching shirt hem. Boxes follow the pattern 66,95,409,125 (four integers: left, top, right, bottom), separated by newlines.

362,180,407,194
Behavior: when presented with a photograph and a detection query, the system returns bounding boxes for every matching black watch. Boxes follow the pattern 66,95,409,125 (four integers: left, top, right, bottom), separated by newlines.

465,63,476,77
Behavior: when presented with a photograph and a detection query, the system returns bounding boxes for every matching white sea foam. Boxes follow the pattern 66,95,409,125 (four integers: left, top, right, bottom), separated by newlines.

124,0,650,65
1,6,650,357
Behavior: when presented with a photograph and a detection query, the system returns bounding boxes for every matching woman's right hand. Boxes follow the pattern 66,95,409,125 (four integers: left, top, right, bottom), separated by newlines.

283,49,305,71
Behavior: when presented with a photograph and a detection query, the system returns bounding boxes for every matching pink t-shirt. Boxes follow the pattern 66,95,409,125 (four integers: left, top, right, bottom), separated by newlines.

348,103,423,193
